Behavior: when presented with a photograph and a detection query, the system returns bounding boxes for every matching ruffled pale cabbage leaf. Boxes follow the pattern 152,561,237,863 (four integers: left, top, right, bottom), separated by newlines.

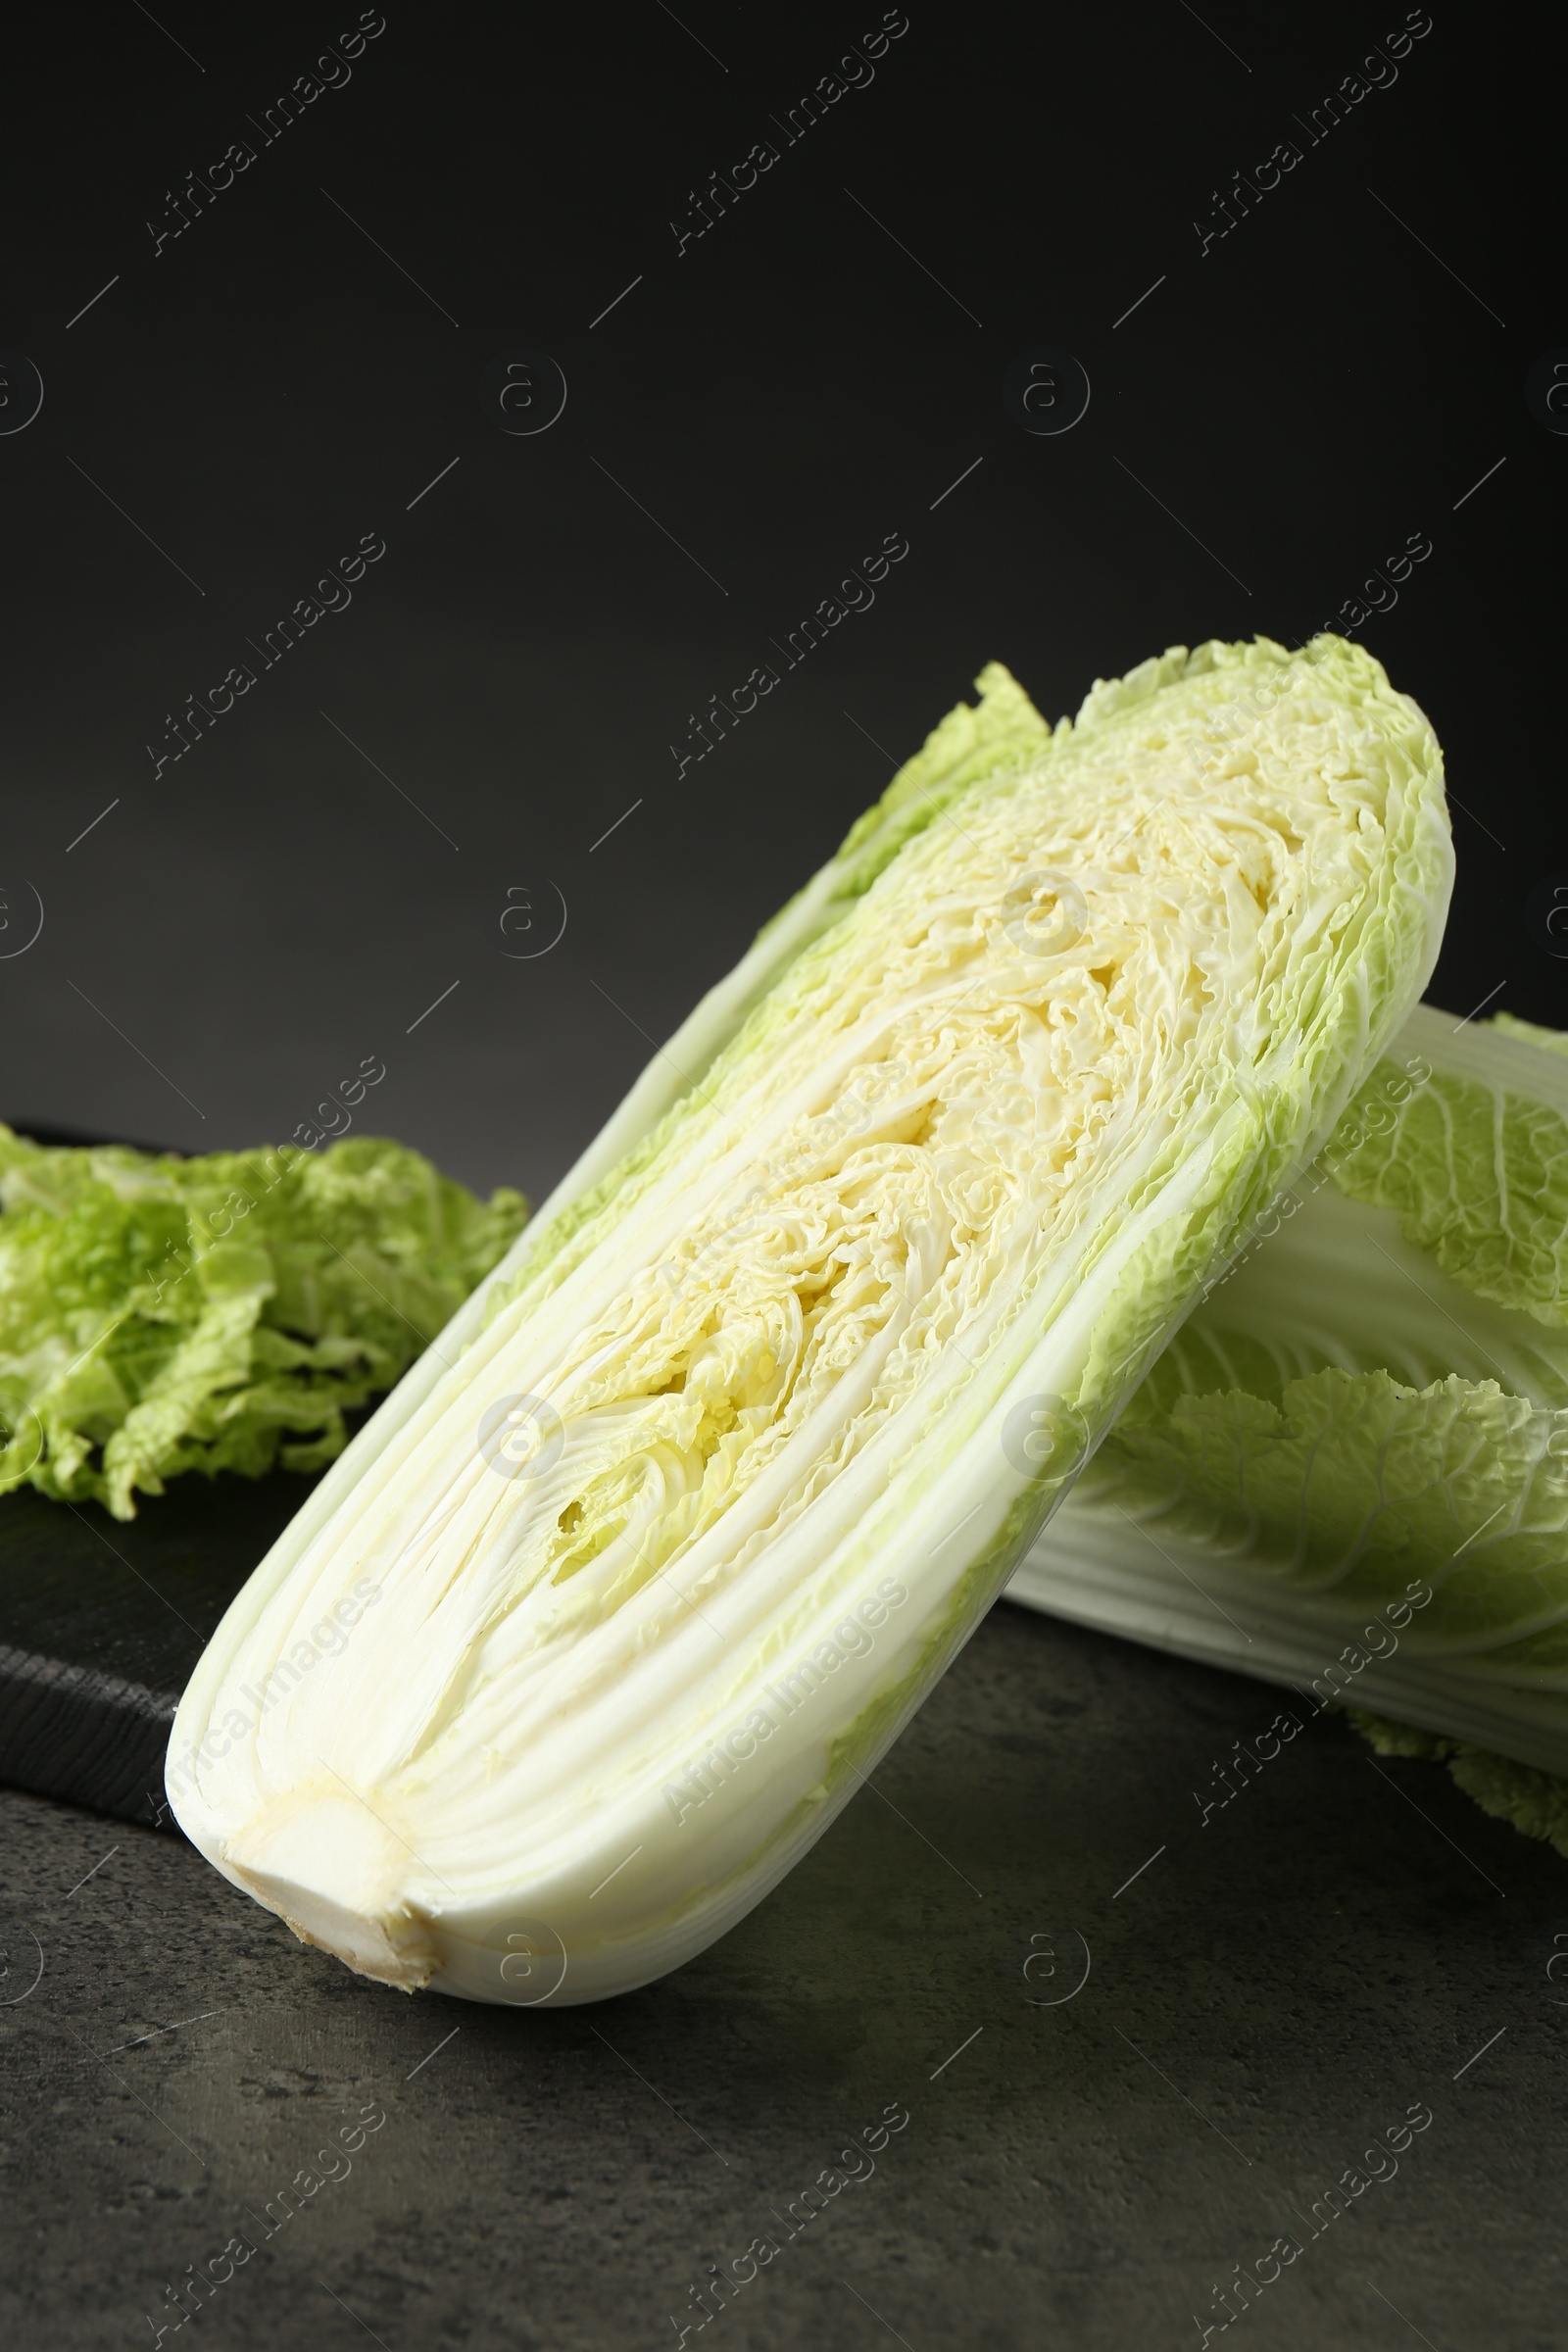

0,1131,527,1518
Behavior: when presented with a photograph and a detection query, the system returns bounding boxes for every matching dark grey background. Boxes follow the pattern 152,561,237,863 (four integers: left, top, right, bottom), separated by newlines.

2,4,1563,2346
1,3,1560,1201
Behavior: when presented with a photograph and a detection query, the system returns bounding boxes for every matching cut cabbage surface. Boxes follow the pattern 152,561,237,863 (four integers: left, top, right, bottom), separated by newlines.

168,638,1452,2002
1009,1004,1568,1778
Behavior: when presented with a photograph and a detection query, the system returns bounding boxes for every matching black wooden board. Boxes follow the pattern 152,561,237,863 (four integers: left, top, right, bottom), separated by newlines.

0,1471,317,1833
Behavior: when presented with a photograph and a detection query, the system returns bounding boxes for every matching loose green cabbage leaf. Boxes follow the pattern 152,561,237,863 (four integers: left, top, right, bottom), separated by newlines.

1350,1709,1568,1863
169,636,1450,2004
1009,1004,1568,1783
0,1130,527,1518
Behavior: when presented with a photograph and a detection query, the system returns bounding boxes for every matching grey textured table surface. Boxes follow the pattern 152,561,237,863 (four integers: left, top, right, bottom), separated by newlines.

2,1601,1561,2351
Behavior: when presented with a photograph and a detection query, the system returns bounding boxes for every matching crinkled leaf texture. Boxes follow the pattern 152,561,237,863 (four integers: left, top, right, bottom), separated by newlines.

1009,1005,1568,1779
0,1132,527,1517
168,638,1451,2005
1349,1710,1568,1862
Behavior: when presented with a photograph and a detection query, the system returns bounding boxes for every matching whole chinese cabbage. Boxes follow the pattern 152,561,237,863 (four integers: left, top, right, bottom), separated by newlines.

169,638,1451,2002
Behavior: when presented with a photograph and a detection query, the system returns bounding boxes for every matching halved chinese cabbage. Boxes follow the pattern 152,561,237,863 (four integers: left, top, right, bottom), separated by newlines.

1009,1004,1568,1784
169,638,1451,2002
